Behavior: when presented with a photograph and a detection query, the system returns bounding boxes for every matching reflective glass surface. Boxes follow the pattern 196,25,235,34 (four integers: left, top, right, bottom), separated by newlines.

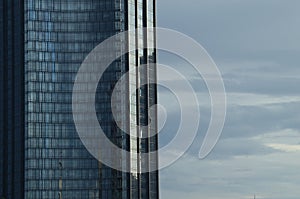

0,0,158,198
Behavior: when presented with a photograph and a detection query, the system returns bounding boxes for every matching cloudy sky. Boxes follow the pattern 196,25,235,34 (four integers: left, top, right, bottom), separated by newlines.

156,1,300,198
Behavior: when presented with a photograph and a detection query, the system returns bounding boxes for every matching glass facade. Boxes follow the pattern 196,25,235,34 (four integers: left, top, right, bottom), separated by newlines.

0,0,25,198
127,0,158,198
1,0,158,199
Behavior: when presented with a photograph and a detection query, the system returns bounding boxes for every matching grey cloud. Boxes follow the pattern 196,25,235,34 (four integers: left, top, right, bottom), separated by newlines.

157,0,300,198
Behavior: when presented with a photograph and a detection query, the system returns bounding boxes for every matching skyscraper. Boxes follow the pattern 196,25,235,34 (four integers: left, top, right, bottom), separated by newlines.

0,0,158,198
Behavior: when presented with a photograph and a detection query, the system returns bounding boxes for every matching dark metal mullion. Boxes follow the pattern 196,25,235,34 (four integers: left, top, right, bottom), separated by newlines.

123,0,132,198
20,0,25,197
2,0,9,197
10,0,16,197
134,0,142,197
152,0,159,197
142,0,151,198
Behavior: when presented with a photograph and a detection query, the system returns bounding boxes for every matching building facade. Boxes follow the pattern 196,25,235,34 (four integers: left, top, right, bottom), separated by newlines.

0,0,158,199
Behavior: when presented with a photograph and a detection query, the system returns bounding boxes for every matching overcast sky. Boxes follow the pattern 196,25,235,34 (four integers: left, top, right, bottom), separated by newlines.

156,1,300,198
